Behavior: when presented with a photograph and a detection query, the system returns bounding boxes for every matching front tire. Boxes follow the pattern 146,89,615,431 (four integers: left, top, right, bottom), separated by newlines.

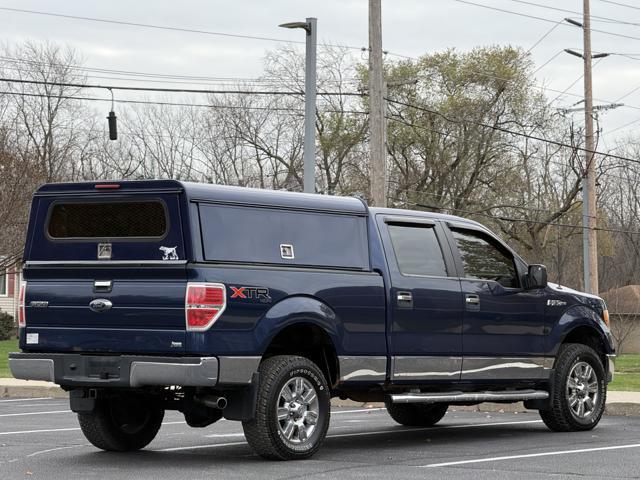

539,343,606,432
242,355,331,460
384,401,448,427
78,395,164,452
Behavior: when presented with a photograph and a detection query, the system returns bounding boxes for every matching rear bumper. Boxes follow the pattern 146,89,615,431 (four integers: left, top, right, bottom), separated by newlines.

9,353,259,388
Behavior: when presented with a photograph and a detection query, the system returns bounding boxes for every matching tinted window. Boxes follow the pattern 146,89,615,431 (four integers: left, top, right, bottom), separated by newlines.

387,224,447,277
199,204,369,269
451,229,518,288
48,202,167,239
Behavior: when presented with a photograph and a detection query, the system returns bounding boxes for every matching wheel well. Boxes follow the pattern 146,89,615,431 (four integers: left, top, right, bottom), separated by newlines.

563,326,606,363
262,323,339,387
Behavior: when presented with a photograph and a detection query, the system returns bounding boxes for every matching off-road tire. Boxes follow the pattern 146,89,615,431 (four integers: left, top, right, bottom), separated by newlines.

242,355,331,460
384,401,448,427
539,343,606,432
78,396,164,452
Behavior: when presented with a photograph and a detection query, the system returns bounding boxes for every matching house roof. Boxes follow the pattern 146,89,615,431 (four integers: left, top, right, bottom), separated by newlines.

600,285,640,314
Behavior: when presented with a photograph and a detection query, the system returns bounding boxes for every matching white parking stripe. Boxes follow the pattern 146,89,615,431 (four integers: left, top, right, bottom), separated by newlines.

0,397,53,403
0,427,80,436
159,418,542,452
422,443,640,468
0,410,70,418
0,420,186,436
332,408,386,415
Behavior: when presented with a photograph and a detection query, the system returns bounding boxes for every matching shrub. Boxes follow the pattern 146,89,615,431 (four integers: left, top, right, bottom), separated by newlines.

0,312,16,340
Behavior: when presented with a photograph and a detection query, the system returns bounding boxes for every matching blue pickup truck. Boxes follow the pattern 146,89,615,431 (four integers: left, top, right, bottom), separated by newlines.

10,180,615,460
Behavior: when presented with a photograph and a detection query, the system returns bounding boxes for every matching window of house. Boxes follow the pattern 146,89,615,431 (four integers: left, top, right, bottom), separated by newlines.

0,270,6,296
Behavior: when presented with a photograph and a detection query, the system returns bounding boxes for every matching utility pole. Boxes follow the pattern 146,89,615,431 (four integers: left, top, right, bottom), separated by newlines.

279,18,317,193
564,1,599,294
582,0,598,295
368,0,386,207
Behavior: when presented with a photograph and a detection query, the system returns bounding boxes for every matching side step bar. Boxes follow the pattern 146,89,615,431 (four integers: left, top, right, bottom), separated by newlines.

390,389,549,404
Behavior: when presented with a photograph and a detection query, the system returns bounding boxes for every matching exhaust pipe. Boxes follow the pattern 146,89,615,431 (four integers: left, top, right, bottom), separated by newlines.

198,395,227,410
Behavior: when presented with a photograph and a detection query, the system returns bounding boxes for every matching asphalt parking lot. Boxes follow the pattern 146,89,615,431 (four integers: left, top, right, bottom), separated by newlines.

1,398,639,479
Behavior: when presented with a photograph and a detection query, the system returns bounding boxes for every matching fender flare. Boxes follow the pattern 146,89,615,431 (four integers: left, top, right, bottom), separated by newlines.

549,304,615,357
254,294,342,355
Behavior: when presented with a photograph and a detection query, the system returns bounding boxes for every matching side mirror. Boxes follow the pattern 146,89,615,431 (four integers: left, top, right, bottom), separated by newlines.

526,264,547,289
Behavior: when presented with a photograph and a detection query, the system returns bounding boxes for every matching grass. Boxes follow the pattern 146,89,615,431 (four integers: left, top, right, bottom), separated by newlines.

0,337,638,390
0,338,18,378
610,354,640,392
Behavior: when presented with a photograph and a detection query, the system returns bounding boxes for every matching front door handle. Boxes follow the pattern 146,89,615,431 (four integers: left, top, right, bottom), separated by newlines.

465,294,480,311
397,291,413,308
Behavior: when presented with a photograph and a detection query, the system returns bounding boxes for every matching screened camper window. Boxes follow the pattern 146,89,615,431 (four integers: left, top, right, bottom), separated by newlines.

48,201,167,239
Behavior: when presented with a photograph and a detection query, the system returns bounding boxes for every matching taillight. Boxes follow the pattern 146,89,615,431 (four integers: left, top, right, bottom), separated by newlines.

18,282,26,327
185,283,226,331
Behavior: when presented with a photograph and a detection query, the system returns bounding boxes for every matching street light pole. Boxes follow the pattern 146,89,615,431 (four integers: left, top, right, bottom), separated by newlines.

279,18,317,194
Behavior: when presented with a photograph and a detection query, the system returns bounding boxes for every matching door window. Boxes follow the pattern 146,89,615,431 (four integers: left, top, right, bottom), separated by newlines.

451,229,518,288
387,223,448,277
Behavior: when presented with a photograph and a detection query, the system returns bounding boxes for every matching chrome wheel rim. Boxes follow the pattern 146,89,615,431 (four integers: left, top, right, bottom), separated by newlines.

276,376,319,444
566,361,599,420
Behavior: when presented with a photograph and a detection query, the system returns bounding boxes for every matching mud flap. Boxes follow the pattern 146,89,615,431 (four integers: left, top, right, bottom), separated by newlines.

223,372,259,422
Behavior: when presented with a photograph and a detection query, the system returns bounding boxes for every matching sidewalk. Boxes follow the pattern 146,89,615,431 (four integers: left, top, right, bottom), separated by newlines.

2,378,640,415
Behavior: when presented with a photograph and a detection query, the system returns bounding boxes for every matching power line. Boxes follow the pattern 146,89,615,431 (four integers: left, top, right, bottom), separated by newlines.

0,76,365,97
391,197,640,235
385,97,640,167
0,6,365,52
598,0,640,11
503,0,640,28
452,0,640,42
0,89,370,116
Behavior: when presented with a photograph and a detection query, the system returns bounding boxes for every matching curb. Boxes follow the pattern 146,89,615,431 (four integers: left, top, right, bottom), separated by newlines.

2,383,640,416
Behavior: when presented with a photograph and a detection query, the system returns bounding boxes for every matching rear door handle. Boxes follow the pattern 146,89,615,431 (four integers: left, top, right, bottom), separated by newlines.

397,291,413,308
465,294,480,311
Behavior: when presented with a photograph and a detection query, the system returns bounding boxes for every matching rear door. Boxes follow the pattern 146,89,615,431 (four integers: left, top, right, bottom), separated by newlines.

22,191,189,354
377,215,464,383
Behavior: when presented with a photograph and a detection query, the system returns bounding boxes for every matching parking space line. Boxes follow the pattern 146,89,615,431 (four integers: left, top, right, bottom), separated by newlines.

0,397,53,403
422,443,640,468
158,418,542,452
0,410,70,418
0,420,186,436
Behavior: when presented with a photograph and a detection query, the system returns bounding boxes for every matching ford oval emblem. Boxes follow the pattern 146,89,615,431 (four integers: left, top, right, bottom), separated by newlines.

89,299,113,313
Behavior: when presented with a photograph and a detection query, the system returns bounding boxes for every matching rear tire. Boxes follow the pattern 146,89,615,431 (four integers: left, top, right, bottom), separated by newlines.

384,401,448,427
78,395,164,452
539,343,606,432
242,355,331,460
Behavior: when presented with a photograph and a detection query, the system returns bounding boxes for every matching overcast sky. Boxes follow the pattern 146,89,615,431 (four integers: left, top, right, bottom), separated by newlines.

1,0,640,147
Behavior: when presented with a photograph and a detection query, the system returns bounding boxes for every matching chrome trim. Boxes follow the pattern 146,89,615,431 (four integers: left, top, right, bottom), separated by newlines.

460,357,551,380
390,389,549,404
9,358,55,382
392,356,462,380
217,356,261,384
94,280,112,289
338,356,386,382
129,357,218,387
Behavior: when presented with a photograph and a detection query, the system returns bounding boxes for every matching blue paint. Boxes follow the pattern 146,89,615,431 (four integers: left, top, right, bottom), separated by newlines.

19,180,615,386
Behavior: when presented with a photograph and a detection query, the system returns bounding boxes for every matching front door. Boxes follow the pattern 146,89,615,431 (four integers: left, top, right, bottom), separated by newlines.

445,224,549,381
378,216,464,383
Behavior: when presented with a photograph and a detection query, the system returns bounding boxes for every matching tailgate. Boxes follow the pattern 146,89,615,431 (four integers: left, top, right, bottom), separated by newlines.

21,188,189,354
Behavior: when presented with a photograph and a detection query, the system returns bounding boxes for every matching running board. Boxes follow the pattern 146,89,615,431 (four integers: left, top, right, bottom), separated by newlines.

390,389,549,404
